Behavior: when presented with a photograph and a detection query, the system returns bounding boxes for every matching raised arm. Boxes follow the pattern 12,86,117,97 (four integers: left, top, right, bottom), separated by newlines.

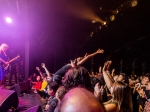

36,67,45,79
111,68,115,77
41,63,52,79
94,83,117,111
102,61,114,94
77,49,104,66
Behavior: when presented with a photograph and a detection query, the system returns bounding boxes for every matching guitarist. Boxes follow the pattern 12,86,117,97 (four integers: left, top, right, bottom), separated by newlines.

0,43,9,86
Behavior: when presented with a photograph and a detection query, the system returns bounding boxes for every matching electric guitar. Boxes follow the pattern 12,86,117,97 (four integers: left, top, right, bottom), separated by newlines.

1,55,20,71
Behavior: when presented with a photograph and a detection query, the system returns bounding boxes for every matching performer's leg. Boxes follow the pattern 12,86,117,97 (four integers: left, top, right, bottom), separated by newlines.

14,72,17,84
0,67,6,85
9,71,13,85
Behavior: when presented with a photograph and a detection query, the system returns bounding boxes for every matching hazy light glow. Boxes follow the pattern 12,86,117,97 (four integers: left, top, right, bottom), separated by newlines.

110,15,115,21
6,17,12,23
131,0,138,7
56,1,104,24
102,21,107,25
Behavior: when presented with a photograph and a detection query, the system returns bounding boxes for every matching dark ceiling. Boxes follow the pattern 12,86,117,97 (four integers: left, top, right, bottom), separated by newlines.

0,0,150,74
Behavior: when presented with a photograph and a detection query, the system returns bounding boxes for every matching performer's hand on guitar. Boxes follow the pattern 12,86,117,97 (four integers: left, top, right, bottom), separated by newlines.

3,61,10,70
4,61,9,65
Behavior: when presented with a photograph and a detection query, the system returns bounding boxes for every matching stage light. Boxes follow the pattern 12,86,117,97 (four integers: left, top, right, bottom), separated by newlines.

110,15,115,21
90,32,94,37
100,7,102,11
102,21,107,25
131,0,138,7
99,26,102,29
114,9,119,14
5,17,12,23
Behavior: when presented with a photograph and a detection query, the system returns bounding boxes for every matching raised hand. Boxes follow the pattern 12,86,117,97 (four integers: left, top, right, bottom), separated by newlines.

102,61,112,71
94,83,104,98
83,53,88,58
112,68,115,73
102,62,109,71
136,86,145,98
96,49,104,53
77,57,83,62
41,63,46,68
70,59,77,67
99,66,102,73
36,67,40,71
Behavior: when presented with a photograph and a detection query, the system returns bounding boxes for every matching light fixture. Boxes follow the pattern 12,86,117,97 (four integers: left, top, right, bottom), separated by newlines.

131,0,138,7
5,17,12,23
114,9,119,14
110,15,115,21
90,32,94,37
100,7,102,11
102,21,107,25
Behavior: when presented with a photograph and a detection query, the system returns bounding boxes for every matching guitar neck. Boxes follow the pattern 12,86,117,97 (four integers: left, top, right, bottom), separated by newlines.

0,58,6,63
8,57,19,63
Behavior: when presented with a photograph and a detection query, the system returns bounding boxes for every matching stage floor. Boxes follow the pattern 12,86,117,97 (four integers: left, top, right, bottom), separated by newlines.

2,84,46,112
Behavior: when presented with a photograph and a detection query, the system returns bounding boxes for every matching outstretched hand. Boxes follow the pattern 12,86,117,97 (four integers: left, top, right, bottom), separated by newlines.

41,63,46,68
70,59,77,67
96,49,104,54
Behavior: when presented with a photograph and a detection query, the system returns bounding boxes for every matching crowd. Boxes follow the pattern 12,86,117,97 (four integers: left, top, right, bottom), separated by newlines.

27,49,150,112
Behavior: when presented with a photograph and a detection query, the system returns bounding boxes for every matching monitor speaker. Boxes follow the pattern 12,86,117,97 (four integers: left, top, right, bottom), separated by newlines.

9,82,28,94
0,89,19,112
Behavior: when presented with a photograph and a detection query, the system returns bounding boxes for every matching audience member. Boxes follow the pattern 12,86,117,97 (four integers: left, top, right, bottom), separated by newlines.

59,87,105,112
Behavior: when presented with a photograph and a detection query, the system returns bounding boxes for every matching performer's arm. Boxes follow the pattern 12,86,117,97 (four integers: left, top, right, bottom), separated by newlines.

0,58,8,64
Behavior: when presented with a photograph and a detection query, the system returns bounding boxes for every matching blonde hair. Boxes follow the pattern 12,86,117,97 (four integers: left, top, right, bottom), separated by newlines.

0,43,9,49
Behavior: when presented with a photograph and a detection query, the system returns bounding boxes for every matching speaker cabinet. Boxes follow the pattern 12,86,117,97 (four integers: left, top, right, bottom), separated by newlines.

9,82,28,94
0,89,19,112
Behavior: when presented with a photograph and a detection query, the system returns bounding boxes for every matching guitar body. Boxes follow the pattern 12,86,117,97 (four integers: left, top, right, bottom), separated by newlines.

1,55,20,71
2,63,10,71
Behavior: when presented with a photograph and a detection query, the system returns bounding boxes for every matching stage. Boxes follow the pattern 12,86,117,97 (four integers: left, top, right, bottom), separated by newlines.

0,84,46,112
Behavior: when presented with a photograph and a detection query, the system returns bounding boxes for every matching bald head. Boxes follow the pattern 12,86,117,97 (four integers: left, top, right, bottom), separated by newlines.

60,87,105,112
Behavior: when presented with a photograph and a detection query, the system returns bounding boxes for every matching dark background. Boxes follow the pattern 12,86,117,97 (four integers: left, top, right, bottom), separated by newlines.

0,0,150,76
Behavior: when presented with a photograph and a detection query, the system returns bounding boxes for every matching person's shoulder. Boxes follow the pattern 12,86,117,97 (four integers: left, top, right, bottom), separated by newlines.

104,102,118,112
51,97,58,107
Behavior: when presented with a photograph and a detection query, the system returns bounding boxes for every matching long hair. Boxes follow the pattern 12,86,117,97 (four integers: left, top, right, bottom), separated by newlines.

0,43,9,54
113,81,133,112
62,66,92,91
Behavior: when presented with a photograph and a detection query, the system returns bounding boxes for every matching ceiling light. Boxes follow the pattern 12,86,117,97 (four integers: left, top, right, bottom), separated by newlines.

102,21,107,25
110,15,115,21
131,0,138,7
